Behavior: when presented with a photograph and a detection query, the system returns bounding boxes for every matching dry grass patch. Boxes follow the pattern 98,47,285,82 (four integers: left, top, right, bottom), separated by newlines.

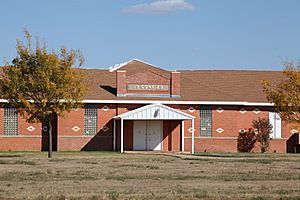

0,152,299,200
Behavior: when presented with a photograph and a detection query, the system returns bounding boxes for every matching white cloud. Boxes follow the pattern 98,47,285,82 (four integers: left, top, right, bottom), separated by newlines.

124,0,195,14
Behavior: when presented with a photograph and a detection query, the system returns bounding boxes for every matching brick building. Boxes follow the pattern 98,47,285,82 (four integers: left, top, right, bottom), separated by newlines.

0,59,299,153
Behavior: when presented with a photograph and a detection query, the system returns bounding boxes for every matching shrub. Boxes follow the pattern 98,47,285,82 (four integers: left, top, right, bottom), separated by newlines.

237,128,256,152
252,118,273,153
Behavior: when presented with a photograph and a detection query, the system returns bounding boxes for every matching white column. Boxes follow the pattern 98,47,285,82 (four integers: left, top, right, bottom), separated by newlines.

113,119,116,151
192,118,195,154
121,119,124,153
181,120,185,152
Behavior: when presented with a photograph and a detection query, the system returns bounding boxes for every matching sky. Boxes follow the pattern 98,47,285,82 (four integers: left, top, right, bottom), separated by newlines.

0,0,300,70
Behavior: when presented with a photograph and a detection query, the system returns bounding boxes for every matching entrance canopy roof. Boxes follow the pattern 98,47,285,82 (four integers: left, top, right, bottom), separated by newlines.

114,104,195,120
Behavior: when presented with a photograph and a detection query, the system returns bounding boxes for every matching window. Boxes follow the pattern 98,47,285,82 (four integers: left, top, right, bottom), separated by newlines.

84,104,98,136
200,106,212,137
4,107,18,136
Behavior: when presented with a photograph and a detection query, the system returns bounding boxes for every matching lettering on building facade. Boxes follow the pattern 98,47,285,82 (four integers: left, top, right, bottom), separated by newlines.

127,84,169,91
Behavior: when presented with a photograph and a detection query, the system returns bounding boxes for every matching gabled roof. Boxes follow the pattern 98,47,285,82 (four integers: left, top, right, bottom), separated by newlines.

108,59,171,78
114,104,194,120
0,59,285,104
78,67,283,103
109,58,163,72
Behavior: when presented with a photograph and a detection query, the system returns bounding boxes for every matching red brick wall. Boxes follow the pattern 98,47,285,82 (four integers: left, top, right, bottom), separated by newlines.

282,121,295,139
97,103,116,150
58,104,117,151
126,71,171,95
212,106,268,138
254,139,287,153
171,72,181,97
0,103,298,153
115,120,136,151
58,109,84,136
171,121,181,151
212,106,238,137
181,105,199,138
163,121,170,151
18,114,42,136
117,70,126,95
163,120,181,151
184,138,288,153
0,107,43,151
0,137,42,151
127,71,170,85
116,104,143,150
58,137,113,151
57,108,86,151
0,108,3,134
124,121,133,150
181,105,295,153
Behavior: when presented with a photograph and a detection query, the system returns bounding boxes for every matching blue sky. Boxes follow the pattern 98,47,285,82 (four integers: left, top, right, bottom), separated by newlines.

1,0,300,70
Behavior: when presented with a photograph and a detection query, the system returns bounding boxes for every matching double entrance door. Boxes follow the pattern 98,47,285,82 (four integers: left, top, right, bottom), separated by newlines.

133,120,162,151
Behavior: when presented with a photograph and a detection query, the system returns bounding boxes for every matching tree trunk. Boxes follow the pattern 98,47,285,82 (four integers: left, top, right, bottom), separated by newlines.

47,118,53,158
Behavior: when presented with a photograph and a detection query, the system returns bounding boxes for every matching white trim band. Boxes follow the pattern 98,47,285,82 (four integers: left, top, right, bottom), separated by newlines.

0,99,274,106
81,100,273,106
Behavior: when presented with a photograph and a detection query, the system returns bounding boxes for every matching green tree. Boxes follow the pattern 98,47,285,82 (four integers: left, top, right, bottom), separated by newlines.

0,30,86,158
262,61,300,127
252,118,272,153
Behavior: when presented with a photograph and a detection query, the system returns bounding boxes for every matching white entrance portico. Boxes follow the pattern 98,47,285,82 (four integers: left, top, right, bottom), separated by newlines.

113,104,195,154
133,120,162,151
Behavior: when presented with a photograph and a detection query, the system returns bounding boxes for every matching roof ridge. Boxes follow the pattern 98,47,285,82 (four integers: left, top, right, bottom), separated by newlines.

109,59,132,72
148,69,169,79
109,58,169,72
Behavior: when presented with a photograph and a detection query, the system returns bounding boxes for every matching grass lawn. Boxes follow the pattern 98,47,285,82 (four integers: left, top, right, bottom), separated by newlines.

0,151,299,200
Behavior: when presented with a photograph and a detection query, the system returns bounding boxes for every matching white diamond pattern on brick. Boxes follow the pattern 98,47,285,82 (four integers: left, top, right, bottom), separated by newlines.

216,128,224,133
102,106,109,111
290,129,298,134
253,108,261,114
27,126,36,132
188,107,195,113
188,127,195,133
239,108,247,114
102,126,110,132
216,107,224,113
72,126,81,132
